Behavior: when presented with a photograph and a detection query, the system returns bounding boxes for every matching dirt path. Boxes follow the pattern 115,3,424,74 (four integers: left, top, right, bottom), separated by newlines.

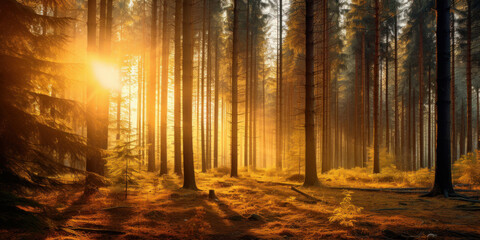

9,172,479,239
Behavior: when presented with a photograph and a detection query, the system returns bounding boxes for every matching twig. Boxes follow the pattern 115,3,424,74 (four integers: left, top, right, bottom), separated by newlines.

290,186,327,203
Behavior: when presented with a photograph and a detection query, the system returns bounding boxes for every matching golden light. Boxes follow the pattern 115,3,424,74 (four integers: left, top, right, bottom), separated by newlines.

92,60,121,91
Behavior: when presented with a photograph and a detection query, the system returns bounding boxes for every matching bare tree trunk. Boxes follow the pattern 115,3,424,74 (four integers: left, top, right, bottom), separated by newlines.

244,0,250,169
214,31,219,169
466,0,472,153
86,0,101,175
373,0,380,174
304,0,319,187
160,0,169,175
182,0,197,189
147,0,158,172
394,12,399,165
419,20,424,168
174,0,182,175
451,0,456,161
231,0,239,177
276,0,283,171
425,0,455,197
200,0,207,172
206,0,212,170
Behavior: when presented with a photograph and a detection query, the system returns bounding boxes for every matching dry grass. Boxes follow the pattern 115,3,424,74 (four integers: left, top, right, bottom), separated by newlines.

2,168,479,239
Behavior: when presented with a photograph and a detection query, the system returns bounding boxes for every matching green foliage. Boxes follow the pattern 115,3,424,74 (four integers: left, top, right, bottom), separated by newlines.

106,138,141,187
0,0,85,230
453,152,480,185
329,190,362,227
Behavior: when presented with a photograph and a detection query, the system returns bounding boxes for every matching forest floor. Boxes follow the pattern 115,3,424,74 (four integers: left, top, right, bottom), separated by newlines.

3,169,480,240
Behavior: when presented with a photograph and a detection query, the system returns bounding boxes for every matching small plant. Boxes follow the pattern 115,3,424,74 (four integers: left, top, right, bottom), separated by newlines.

105,137,141,199
329,190,363,227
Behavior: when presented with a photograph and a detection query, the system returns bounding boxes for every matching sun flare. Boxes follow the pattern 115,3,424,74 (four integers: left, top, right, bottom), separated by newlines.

92,60,121,91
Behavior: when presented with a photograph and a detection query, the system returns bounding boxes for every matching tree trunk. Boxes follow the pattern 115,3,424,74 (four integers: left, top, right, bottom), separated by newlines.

86,0,101,175
200,0,207,172
174,0,182,175
231,0,239,177
385,28,389,153
304,0,319,187
182,0,197,189
159,0,169,175
214,31,219,169
466,0,472,153
244,0,250,169
206,0,212,170
394,9,399,166
419,20,424,168
147,0,158,172
373,0,380,174
451,0,456,161
425,0,455,197
276,0,283,171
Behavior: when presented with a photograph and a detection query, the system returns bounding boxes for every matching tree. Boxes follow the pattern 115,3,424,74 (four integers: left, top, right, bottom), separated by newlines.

160,0,169,175
182,0,197,189
303,0,319,187
231,0,239,177
466,0,472,153
0,0,86,227
174,0,183,175
424,0,455,197
147,0,158,172
276,0,283,171
373,0,380,174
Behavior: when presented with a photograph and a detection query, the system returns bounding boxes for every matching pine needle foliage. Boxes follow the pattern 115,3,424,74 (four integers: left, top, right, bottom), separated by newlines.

105,136,141,197
329,190,363,227
0,0,86,230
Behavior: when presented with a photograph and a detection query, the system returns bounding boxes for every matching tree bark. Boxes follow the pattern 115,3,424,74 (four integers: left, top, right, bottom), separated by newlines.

276,0,283,171
160,0,169,175
373,0,380,174
425,0,455,197
231,0,239,177
174,0,182,175
182,0,197,189
304,0,319,187
466,0,472,153
147,0,158,172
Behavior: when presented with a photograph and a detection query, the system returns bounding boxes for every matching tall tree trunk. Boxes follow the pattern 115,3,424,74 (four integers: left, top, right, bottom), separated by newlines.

160,0,169,175
428,67,432,169
276,0,283,171
385,28,389,153
200,0,207,172
451,0,456,161
419,20,424,168
425,0,455,197
244,0,250,169
322,0,330,172
394,12,399,165
466,0,472,153
214,31,219,169
147,0,158,172
373,0,380,174
262,60,267,168
304,0,319,187
173,0,182,175
231,0,239,177
206,0,212,170
86,0,101,176
182,0,197,189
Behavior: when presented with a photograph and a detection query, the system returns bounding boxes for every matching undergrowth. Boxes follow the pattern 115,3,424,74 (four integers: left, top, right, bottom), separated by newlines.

329,190,362,227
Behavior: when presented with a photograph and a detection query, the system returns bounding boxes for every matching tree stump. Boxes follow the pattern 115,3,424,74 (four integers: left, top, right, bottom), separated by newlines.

209,190,216,200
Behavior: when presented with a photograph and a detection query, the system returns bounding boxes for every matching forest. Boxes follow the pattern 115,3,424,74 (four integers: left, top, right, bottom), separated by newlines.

1,0,480,239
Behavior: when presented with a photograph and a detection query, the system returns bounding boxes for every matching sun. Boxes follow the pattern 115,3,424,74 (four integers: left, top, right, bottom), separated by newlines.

91,60,121,91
